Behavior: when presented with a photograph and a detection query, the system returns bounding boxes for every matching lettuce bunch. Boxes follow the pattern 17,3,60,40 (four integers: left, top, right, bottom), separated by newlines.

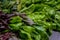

0,0,60,40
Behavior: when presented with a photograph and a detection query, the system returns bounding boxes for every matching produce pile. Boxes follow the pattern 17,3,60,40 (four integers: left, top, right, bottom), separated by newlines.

0,0,60,40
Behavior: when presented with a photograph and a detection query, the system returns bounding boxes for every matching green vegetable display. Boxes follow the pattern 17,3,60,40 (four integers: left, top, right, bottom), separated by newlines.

0,0,60,40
